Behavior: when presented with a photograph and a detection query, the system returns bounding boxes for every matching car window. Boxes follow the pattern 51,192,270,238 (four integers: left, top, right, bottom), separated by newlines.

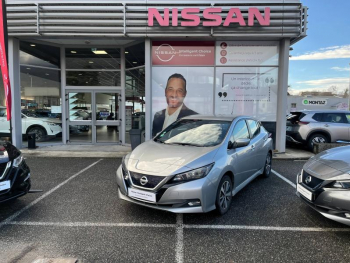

312,113,323,122
0,109,6,117
230,120,250,142
246,119,260,138
346,114,350,124
322,113,347,123
154,119,232,147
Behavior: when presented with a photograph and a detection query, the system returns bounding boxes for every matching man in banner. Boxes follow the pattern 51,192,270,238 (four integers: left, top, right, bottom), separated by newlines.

0,0,12,122
152,73,198,137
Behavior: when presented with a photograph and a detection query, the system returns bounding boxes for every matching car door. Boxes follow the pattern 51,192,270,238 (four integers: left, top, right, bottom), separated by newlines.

227,119,255,187
345,113,350,141
0,109,10,135
321,113,349,142
246,119,266,171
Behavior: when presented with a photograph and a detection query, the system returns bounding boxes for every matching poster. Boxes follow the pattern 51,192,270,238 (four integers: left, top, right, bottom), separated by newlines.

152,41,215,66
216,41,279,66
215,67,278,121
152,67,214,136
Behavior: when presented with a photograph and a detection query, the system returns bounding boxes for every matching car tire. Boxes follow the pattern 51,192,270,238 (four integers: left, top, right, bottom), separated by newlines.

261,152,272,178
27,127,47,142
215,175,233,215
307,133,329,151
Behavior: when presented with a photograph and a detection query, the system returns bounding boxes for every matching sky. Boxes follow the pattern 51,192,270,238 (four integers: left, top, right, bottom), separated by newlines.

289,0,350,96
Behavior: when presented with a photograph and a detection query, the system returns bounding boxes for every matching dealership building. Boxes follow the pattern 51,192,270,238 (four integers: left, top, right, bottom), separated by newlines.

0,0,307,152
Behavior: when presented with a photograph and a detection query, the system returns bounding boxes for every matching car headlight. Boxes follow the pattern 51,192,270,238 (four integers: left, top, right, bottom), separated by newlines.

171,163,214,182
122,156,129,179
13,154,24,167
47,122,59,126
332,181,350,189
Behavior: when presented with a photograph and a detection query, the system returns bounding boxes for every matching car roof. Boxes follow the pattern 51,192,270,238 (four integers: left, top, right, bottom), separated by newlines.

181,115,253,122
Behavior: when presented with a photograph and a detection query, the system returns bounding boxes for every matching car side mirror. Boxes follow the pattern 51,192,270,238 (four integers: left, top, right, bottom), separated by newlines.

233,138,250,148
228,141,234,150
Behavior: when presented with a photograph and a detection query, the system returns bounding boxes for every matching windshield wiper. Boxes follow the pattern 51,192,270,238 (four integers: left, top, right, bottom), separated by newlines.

165,142,203,147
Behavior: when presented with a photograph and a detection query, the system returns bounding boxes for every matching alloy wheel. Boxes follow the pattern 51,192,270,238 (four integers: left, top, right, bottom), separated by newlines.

265,154,271,176
312,136,326,144
219,181,231,210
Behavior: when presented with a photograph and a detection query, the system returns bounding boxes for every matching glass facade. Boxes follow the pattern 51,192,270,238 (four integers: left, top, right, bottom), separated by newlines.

20,41,62,144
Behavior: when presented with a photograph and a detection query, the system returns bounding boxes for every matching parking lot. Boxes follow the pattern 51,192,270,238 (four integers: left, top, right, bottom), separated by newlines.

0,157,350,263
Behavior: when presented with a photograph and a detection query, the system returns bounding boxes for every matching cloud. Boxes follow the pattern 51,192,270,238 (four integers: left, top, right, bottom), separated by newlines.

290,45,350,60
296,77,349,86
290,77,350,96
331,67,350,72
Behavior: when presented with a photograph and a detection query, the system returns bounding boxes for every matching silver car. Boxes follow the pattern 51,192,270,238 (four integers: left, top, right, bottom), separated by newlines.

116,116,273,214
286,110,350,150
296,145,350,226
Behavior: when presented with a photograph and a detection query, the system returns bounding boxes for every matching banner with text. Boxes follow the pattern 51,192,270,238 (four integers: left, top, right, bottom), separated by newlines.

152,41,215,66
216,41,279,66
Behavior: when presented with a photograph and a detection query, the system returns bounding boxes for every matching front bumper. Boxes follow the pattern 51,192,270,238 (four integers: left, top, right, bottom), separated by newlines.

116,165,216,213
296,180,350,226
0,159,31,203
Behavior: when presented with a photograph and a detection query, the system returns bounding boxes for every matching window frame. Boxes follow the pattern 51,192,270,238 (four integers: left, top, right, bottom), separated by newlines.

246,119,261,139
230,119,251,143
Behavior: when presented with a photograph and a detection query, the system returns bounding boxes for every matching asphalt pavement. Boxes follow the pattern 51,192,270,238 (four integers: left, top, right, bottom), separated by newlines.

0,157,349,263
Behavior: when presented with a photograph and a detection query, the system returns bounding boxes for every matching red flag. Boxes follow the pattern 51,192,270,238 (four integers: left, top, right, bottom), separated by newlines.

0,0,11,121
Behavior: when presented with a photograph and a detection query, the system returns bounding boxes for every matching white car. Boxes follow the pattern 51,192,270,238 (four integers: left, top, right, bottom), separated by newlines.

0,107,62,142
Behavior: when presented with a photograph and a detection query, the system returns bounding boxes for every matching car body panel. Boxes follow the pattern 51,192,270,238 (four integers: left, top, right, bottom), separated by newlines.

296,145,350,226
287,110,350,144
117,116,273,213
0,141,31,203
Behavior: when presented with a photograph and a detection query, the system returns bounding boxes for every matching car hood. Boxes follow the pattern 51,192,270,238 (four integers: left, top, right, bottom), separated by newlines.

303,146,350,181
126,140,219,176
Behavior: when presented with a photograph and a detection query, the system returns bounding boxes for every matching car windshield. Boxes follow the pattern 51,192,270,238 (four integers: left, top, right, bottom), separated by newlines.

154,119,231,147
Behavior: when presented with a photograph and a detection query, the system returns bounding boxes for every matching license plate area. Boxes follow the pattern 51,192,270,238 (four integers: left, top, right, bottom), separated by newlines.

0,180,11,191
128,187,156,203
297,184,313,201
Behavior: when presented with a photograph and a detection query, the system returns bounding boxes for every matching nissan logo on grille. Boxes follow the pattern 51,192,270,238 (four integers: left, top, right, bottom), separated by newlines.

140,176,148,186
305,176,312,184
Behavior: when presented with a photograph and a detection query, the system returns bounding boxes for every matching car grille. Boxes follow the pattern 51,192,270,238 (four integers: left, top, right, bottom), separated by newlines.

302,170,324,189
0,162,10,180
129,171,167,189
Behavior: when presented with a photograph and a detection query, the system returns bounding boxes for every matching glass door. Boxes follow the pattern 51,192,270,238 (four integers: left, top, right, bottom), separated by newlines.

67,91,93,143
66,90,122,144
94,91,121,143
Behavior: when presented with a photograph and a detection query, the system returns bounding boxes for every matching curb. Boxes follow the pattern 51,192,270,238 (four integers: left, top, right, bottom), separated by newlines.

22,150,130,158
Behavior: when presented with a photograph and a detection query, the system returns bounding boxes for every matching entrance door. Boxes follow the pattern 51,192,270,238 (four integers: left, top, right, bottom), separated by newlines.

66,91,121,144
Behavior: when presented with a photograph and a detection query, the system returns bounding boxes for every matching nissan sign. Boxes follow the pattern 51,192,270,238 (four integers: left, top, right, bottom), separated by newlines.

302,99,328,106
148,7,271,27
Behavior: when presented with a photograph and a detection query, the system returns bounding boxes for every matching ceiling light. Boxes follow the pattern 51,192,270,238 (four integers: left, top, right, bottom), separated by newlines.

89,61,94,64
71,51,77,54
78,74,82,76
133,62,137,64
86,82,88,84
30,44,36,47
92,50,108,55
45,73,49,76
26,68,31,70
125,51,129,54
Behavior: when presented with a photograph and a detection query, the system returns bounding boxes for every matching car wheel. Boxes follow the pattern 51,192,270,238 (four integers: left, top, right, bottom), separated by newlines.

28,127,47,142
307,133,329,151
261,152,272,178
215,175,233,215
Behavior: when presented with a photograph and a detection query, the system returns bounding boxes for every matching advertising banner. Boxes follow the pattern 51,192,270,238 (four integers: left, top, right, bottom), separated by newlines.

216,41,279,66
215,67,278,121
152,67,214,136
152,41,215,66
302,99,327,106
0,0,11,121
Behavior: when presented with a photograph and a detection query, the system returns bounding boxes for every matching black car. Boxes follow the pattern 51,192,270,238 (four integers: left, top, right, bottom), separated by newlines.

0,141,31,203
296,145,350,226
